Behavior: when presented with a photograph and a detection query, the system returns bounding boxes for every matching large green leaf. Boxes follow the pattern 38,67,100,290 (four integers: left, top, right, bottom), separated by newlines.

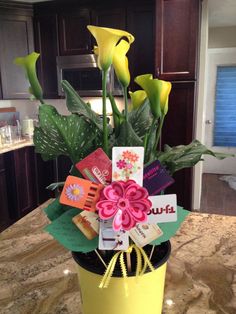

156,140,234,174
115,120,143,146
45,207,98,253
128,99,152,139
34,104,98,163
61,80,103,131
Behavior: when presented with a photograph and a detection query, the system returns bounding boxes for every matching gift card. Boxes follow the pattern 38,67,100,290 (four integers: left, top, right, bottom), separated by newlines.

112,147,144,185
129,223,163,247
99,219,129,250
76,148,112,185
60,176,104,212
72,211,99,240
147,194,177,223
143,160,174,195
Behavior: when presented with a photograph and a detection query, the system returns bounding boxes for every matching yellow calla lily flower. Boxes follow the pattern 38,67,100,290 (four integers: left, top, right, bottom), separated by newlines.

14,52,43,102
129,90,147,110
87,25,134,72
113,40,130,87
134,74,171,118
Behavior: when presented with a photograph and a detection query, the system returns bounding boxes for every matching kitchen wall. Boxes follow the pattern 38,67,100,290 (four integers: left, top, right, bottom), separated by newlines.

209,26,236,48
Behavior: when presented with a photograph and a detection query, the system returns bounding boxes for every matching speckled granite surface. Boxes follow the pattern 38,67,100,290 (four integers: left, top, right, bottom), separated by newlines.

0,200,235,314
0,139,33,154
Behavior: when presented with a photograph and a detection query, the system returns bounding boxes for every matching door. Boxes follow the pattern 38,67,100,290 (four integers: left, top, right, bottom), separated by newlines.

204,48,236,174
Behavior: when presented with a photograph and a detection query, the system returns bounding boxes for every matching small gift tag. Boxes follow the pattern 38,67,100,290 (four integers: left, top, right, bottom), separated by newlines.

76,148,112,185
99,219,129,250
147,194,177,223
143,160,174,195
112,147,144,185
72,211,99,240
129,223,163,247
60,176,103,212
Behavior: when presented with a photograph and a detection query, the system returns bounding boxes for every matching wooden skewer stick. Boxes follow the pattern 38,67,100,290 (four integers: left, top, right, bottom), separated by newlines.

149,245,155,261
126,252,132,273
95,249,108,268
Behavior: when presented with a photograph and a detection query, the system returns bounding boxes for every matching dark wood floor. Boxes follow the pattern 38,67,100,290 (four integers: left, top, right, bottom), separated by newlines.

200,173,236,216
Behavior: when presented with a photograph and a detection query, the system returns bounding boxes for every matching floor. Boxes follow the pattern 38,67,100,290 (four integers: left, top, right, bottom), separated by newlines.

200,173,236,216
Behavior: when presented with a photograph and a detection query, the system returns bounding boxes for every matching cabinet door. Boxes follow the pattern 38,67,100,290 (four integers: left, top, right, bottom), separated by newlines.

91,7,126,29
0,14,34,99
34,14,59,98
155,0,200,81
127,3,155,90
161,82,196,210
35,153,55,205
5,147,37,218
0,156,10,232
58,9,91,55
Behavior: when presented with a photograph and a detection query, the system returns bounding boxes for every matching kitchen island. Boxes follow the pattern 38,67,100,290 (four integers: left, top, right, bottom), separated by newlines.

0,200,235,314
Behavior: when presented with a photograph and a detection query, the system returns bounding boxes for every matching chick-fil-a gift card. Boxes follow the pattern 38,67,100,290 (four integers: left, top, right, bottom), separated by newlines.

143,160,174,195
60,176,103,212
76,148,112,185
147,194,177,223
112,147,144,185
129,223,163,247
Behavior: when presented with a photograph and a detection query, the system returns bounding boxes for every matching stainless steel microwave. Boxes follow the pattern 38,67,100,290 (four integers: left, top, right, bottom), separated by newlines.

56,54,123,97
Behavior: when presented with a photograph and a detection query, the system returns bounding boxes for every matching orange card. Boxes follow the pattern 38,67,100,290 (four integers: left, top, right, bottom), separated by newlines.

60,176,104,212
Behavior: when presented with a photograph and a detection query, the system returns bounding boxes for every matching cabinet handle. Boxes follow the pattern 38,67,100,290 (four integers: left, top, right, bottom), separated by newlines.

156,67,160,77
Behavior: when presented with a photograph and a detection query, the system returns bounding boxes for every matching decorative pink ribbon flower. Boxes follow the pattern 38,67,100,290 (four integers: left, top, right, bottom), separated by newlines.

96,180,152,231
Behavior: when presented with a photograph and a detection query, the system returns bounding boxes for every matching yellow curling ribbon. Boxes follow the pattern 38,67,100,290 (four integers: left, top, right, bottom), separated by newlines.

99,245,155,288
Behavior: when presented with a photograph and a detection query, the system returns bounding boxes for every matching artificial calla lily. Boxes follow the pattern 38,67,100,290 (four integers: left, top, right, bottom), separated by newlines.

134,74,171,118
87,25,134,72
112,40,130,87
129,90,147,110
14,52,43,103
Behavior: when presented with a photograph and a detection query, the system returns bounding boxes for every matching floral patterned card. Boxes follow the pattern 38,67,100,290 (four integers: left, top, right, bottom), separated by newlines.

112,147,144,185
60,176,103,212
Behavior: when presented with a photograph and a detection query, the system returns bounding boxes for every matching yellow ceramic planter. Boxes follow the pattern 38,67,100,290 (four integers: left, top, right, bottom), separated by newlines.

73,242,170,314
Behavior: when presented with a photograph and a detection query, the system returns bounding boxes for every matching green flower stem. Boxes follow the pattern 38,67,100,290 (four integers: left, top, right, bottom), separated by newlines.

123,86,128,121
102,70,108,154
154,115,165,151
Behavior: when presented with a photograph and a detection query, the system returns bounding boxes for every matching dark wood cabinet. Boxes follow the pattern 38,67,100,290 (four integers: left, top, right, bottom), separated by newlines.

58,9,92,55
34,14,59,99
0,156,10,232
127,2,155,90
0,4,34,99
155,0,200,81
5,147,37,218
35,153,55,205
91,7,126,29
161,82,196,209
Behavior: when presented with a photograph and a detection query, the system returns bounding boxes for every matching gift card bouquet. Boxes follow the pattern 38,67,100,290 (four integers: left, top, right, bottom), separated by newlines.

15,25,230,314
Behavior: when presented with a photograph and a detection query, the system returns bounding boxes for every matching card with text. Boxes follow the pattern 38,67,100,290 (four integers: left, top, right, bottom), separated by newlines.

72,211,99,240
147,194,177,223
99,219,129,250
112,147,144,185
143,160,174,195
76,148,112,185
129,223,163,247
60,176,103,212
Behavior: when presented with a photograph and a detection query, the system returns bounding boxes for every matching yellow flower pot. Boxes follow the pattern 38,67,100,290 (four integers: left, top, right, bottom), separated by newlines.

72,241,171,314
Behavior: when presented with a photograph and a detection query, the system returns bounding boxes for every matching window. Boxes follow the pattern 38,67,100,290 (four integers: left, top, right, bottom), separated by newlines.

214,66,236,147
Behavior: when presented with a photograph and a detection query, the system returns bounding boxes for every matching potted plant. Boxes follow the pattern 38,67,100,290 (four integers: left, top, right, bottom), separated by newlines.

15,25,231,314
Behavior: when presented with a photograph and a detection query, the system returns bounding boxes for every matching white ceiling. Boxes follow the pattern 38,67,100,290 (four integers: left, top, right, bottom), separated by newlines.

209,0,236,28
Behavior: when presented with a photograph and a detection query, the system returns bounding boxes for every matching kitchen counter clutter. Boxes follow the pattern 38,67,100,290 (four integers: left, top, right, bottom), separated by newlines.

0,200,235,313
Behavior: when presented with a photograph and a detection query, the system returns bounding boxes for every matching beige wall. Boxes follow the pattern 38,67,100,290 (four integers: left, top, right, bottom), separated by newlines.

209,26,236,48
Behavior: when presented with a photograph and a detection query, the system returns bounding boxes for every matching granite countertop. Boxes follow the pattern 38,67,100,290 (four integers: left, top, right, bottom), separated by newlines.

0,200,235,314
0,139,34,154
